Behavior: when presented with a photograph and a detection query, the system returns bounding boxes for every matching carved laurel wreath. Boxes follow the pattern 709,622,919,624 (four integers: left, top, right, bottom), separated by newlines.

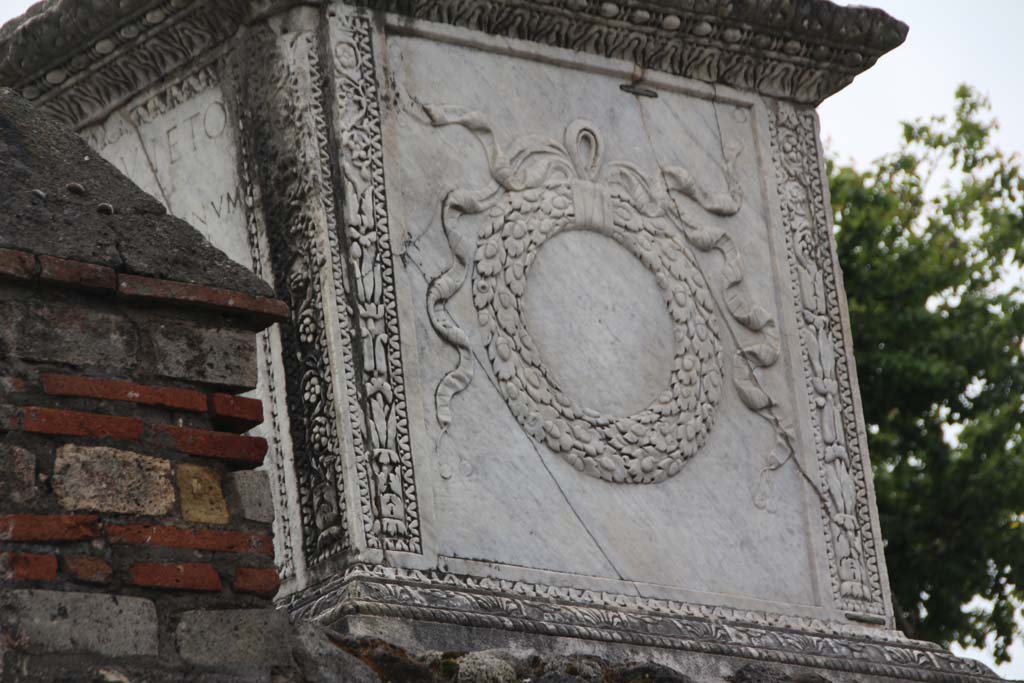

426,106,790,486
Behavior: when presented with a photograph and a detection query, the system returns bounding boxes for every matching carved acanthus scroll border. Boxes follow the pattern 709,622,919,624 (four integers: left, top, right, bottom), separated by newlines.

235,26,352,565
286,564,996,683
768,101,885,616
329,10,422,553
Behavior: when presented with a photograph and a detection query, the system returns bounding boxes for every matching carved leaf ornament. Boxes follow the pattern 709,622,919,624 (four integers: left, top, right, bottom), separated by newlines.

426,107,789,485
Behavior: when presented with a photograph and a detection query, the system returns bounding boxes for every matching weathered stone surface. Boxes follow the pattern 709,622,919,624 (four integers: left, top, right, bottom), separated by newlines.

227,470,274,524
291,621,380,683
285,630,725,683
0,1,995,681
0,444,36,504
176,608,291,668
375,21,820,608
0,589,158,656
0,297,139,368
0,89,272,298
178,462,229,525
150,318,257,390
455,651,517,683
0,655,275,683
53,445,173,515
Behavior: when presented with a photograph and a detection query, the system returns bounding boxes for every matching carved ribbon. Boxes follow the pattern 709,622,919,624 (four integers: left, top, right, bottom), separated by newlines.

425,105,792,487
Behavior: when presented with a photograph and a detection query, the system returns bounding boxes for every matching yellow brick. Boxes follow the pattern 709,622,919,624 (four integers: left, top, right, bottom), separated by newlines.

176,463,229,525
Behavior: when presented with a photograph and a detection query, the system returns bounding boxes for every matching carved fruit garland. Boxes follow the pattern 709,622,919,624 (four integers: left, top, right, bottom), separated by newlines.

426,107,792,485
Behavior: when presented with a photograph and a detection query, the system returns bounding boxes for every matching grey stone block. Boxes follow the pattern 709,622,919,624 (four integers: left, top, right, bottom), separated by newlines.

0,444,37,505
0,589,158,657
176,608,291,669
228,469,275,523
4,299,139,369
291,621,379,683
149,318,257,390
456,651,516,683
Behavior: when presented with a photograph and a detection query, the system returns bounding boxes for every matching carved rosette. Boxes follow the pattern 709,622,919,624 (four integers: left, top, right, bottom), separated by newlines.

330,11,421,553
769,101,885,615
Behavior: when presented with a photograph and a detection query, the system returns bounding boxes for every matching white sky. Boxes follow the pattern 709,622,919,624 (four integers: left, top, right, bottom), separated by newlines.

0,0,1020,677
822,0,1024,167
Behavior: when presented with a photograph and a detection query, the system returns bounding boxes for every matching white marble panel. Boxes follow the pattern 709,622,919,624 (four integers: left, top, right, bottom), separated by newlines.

81,78,251,268
379,29,824,611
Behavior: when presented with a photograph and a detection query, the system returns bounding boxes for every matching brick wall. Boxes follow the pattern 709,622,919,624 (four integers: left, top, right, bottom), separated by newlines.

0,90,295,681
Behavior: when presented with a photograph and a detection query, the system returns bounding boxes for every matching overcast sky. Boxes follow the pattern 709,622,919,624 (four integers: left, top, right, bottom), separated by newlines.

0,0,1020,677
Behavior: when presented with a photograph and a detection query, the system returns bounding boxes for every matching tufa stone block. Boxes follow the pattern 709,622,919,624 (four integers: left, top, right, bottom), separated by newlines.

0,589,158,656
178,462,230,524
149,319,258,390
0,444,37,504
53,445,174,516
176,608,291,668
291,621,381,683
7,299,140,369
227,469,275,524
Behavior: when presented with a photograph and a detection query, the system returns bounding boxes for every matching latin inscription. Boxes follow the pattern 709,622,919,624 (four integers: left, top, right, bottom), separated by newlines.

81,82,253,269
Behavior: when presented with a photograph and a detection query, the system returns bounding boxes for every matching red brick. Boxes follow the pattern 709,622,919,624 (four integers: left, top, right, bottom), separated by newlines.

20,406,144,440
155,424,267,466
38,255,117,292
1,552,58,581
0,248,36,281
118,274,289,326
233,567,280,598
210,393,263,432
129,562,221,592
107,523,273,556
42,374,207,413
65,554,114,584
0,514,99,541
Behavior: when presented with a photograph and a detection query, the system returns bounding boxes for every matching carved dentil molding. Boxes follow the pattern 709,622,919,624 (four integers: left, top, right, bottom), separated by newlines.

0,0,907,129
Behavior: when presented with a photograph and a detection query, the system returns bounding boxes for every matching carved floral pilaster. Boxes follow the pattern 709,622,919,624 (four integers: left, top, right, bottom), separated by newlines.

768,100,886,617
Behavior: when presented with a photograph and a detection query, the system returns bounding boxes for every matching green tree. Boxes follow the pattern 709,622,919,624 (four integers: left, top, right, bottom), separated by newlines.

829,85,1024,661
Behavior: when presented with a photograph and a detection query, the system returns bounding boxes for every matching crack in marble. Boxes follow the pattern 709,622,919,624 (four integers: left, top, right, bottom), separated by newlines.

464,344,638,592
123,111,173,212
